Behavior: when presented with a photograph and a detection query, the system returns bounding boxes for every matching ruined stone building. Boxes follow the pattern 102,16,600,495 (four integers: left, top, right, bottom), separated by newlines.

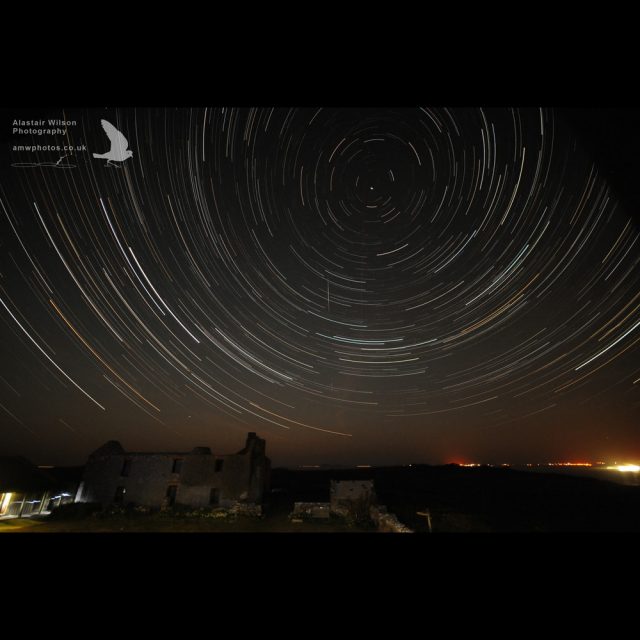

330,480,376,520
75,432,270,509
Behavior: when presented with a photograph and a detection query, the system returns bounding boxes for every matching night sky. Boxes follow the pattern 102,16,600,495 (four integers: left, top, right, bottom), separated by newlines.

0,107,639,467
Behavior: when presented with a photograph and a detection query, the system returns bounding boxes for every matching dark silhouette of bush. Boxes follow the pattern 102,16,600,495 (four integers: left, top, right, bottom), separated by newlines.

49,502,102,520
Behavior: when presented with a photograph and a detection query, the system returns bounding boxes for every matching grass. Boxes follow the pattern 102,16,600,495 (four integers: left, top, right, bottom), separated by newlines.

0,511,370,533
0,518,45,532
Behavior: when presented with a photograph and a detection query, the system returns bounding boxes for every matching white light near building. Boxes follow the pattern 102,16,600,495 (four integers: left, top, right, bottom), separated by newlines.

0,492,13,515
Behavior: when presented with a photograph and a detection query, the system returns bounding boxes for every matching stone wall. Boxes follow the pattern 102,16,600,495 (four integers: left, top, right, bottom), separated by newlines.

370,505,413,533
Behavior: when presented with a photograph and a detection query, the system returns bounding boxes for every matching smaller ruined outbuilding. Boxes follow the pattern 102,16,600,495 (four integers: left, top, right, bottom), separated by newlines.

290,479,412,532
330,479,376,520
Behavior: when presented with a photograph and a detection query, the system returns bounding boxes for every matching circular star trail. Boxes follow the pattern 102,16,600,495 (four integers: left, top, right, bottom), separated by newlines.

1,107,639,464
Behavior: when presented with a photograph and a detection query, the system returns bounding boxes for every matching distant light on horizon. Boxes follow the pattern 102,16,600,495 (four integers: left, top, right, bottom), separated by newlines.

546,462,592,467
608,464,640,473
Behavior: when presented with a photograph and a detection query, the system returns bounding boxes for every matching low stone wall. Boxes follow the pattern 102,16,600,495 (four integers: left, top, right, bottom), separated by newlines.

229,502,262,517
370,505,413,533
291,502,331,519
377,513,413,533
288,500,413,531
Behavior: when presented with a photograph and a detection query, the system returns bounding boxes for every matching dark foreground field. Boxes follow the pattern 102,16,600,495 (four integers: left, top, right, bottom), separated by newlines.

2,465,639,532
0,512,362,533
270,465,640,532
